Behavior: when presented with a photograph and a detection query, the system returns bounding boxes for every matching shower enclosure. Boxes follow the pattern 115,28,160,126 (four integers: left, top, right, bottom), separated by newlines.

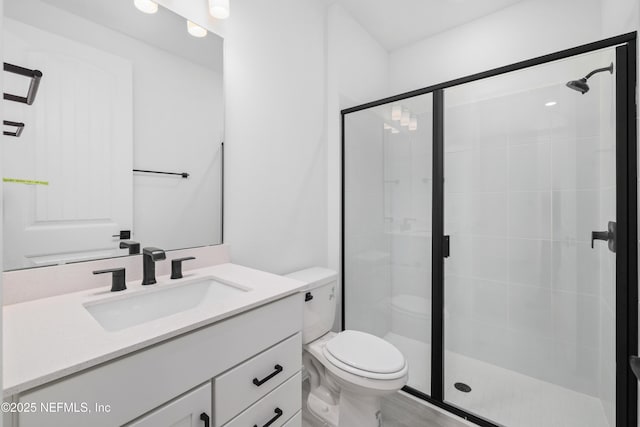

342,33,637,427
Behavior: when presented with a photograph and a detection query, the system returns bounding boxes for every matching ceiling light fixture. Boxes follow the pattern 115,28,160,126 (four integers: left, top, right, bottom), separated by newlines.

409,115,417,131
391,105,402,121
545,101,557,107
187,20,208,37
209,0,230,19
134,0,158,14
401,108,410,126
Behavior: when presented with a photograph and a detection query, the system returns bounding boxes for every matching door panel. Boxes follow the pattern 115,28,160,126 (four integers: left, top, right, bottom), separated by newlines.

3,19,133,269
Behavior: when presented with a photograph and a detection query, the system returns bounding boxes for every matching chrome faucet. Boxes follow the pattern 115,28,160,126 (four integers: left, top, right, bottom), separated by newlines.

142,247,166,285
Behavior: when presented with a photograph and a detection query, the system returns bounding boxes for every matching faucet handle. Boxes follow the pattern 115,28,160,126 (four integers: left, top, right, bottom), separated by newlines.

143,247,166,261
119,240,140,255
93,268,126,292
171,257,196,279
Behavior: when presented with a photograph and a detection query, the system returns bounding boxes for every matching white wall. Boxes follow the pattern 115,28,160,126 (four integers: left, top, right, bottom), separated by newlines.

389,0,603,95
221,0,327,274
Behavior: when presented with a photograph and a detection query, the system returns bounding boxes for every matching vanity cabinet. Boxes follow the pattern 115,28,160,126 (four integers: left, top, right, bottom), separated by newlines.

126,383,211,427
8,294,303,427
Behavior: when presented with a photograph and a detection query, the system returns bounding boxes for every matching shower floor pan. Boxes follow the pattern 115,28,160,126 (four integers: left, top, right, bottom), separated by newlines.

384,332,610,427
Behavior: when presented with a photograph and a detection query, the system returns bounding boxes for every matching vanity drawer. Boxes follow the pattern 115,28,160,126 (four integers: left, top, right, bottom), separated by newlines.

214,333,301,426
223,372,301,427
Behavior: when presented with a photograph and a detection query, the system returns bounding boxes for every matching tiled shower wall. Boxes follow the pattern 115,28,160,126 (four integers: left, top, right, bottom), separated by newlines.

443,57,615,404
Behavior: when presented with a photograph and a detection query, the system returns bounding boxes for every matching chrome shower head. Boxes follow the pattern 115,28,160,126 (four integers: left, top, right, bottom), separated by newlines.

566,62,613,95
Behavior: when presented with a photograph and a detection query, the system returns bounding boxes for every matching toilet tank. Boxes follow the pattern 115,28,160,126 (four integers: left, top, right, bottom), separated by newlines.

286,267,338,345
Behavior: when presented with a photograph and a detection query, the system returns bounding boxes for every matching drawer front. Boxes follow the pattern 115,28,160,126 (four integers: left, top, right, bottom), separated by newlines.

223,372,301,427
282,411,301,427
126,382,211,427
215,333,301,426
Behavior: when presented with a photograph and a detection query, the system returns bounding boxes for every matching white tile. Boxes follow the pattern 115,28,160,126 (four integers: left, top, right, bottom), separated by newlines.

445,234,473,277
552,341,599,396
508,283,553,339
551,190,600,243
445,275,474,318
392,264,430,298
552,137,600,191
508,191,551,239
470,192,507,236
509,142,552,191
472,279,508,327
445,193,472,234
551,291,599,348
472,144,508,192
471,236,508,282
508,238,552,288
551,240,599,295
445,150,472,194
504,328,556,382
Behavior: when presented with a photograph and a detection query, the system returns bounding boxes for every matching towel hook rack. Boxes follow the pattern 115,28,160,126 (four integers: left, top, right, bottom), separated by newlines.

4,62,43,105
3,120,24,137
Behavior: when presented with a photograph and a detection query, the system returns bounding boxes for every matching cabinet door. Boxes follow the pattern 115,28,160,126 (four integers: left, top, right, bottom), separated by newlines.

126,383,211,427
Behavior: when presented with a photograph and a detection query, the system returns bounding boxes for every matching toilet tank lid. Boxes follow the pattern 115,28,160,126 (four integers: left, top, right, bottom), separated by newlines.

285,267,337,290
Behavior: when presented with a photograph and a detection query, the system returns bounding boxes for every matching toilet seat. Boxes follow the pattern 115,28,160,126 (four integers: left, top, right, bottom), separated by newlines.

322,330,408,380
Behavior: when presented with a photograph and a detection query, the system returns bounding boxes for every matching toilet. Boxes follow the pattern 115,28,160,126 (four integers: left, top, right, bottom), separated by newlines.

286,267,408,427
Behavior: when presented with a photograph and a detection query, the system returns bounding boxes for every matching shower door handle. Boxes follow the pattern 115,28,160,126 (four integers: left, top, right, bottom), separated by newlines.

443,235,450,258
591,221,616,253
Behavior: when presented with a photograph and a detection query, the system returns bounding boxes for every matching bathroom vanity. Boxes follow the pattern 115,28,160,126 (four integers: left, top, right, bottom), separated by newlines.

2,261,306,427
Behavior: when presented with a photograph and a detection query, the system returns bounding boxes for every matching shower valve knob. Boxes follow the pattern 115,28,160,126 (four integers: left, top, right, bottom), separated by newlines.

591,221,616,253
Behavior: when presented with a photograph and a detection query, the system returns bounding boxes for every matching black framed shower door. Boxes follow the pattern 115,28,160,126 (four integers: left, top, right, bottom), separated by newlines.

341,32,637,427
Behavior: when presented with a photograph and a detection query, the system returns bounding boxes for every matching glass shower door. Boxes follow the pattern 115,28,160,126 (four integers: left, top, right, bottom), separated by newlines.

343,93,433,394
442,48,617,427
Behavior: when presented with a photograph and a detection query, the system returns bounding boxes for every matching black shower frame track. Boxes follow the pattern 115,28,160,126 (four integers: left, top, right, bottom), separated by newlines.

341,31,638,427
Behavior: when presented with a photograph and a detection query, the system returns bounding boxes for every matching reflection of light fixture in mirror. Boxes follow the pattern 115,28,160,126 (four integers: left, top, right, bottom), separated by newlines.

390,127,400,134
383,123,391,130
409,115,417,131
391,105,402,121
545,101,557,107
134,0,158,14
209,0,230,19
401,108,410,126
187,21,208,37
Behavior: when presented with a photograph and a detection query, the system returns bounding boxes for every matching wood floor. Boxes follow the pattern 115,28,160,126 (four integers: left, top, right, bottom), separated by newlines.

301,380,472,427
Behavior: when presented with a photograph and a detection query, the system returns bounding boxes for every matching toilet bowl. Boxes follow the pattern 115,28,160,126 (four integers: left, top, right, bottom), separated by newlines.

286,267,408,427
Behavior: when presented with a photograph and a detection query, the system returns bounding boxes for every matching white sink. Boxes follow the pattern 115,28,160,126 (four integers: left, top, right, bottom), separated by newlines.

84,278,247,331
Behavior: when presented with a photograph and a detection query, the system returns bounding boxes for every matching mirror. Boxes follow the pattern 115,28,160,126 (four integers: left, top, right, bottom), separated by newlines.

2,0,224,271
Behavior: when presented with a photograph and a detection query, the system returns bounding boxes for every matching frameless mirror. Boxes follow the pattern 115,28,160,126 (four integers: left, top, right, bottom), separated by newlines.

2,0,224,271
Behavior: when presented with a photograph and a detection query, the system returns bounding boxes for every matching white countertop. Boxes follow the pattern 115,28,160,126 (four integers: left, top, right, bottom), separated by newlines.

3,263,306,397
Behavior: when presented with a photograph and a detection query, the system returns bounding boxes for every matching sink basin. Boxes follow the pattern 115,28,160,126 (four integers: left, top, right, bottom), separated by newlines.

84,278,247,331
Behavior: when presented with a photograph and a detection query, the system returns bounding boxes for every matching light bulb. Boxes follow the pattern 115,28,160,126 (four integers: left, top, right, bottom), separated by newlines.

401,108,410,126
409,115,417,131
209,0,230,19
391,105,402,121
545,101,557,107
134,0,158,14
187,21,207,37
